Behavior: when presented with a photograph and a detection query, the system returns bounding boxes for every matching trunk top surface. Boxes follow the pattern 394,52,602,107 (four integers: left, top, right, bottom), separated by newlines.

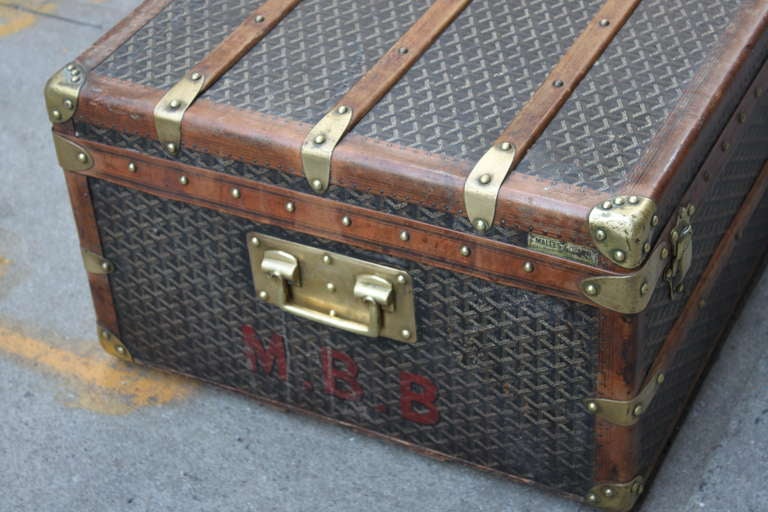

68,0,766,262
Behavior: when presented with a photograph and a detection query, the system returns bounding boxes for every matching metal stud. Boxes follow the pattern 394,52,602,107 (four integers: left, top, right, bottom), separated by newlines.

640,281,649,296
584,284,599,296
311,179,323,191
254,14,265,22
77,152,88,163
313,134,326,145
51,109,62,120
399,230,410,241
687,204,696,217
179,175,189,186
499,141,513,151
128,162,137,173
553,79,564,88
397,274,407,285
322,254,332,265
523,261,534,273
479,173,492,185
595,229,607,241
599,18,610,27
70,68,81,77
285,201,295,213
100,261,111,272
643,242,651,253
656,373,665,384
169,99,181,109
166,142,177,154
586,401,599,413
604,488,615,498
115,345,126,355
258,291,269,300
63,99,74,110
661,247,669,259
326,283,336,293
336,105,349,115
231,188,241,199
602,200,613,210
250,236,260,246
676,283,685,294
613,197,625,206
341,216,351,227
474,219,488,232
671,230,679,243
613,250,627,263
71,75,81,83
460,246,471,257
191,72,202,81
398,47,409,54
401,329,412,340
651,215,660,227
628,195,639,204
632,404,644,417
67,64,75,71
586,493,598,503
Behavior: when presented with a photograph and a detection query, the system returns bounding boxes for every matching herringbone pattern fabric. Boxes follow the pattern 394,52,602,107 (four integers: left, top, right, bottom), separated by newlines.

638,192,768,472
516,0,744,191
95,0,264,89
638,93,768,377
75,123,530,245
353,0,603,162
202,0,432,123
89,179,599,494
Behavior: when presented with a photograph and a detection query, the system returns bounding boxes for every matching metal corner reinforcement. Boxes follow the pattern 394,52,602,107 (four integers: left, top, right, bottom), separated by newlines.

586,476,645,511
98,326,133,362
301,105,354,194
154,71,206,155
588,195,658,269
52,133,93,172
584,373,666,426
44,62,85,124
81,248,114,275
463,142,517,232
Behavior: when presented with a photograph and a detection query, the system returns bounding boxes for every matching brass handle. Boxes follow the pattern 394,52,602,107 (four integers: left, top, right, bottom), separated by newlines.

262,250,393,338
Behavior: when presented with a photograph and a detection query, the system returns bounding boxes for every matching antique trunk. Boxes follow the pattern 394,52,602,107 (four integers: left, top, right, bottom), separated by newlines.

46,0,768,510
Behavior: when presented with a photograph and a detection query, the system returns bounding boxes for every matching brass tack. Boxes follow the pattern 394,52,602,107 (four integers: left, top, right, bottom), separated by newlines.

115,345,126,354
399,230,410,241
285,201,295,213
640,281,649,296
77,152,88,163
553,79,564,88
628,195,639,204
313,134,326,145
51,109,62,120
166,142,177,154
341,216,351,227
326,282,336,293
586,401,599,413
474,219,488,232
599,18,610,27
67,64,75,71
179,175,189,186
100,261,111,272
499,141,513,151
643,242,651,253
595,229,607,241
254,14,265,22
661,247,669,259
479,173,492,185
613,250,626,263
70,68,80,77
322,254,332,264
397,274,408,285
191,72,202,81
311,179,323,191
401,329,412,340
71,75,81,83
231,188,241,199
671,230,679,243
63,99,74,110
169,99,181,109
258,291,269,300
460,246,471,257
632,404,644,417
250,236,260,246
586,493,598,503
584,284,599,296
656,373,665,384
604,487,615,498
651,215,660,227
523,261,534,273
128,162,137,173
613,197,625,206
398,47,409,54
602,201,613,210
336,105,349,115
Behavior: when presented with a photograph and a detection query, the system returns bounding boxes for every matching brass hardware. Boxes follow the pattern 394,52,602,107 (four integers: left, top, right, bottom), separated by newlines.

52,133,93,171
154,71,206,155
98,327,132,362
528,233,599,266
464,142,517,232
44,62,85,124
341,216,352,227
179,175,189,186
399,231,410,242
231,188,241,199
599,18,610,27
586,476,645,512
128,162,137,173
460,246,471,257
523,262,534,273
285,201,295,213
580,241,669,314
301,106,353,193
585,373,665,426
247,232,416,343
81,248,113,274
589,196,658,269
665,205,694,300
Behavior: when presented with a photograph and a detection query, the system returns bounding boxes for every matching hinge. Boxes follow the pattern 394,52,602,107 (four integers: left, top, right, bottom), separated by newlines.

463,142,517,232
581,203,695,313
584,373,665,426
585,476,645,512
81,248,114,274
52,133,93,171
588,196,659,269
98,327,133,362
301,105,353,194
154,71,206,155
44,62,85,124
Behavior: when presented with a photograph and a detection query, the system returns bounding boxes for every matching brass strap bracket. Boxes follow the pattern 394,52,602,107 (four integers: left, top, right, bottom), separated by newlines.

581,203,695,313
52,133,93,171
154,71,206,155
585,373,666,426
586,476,645,512
81,248,114,274
463,142,517,232
301,106,353,193
45,62,85,124
98,327,133,362
588,196,659,269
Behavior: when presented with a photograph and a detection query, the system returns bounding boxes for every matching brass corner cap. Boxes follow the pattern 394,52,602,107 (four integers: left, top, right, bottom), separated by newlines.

589,195,658,269
52,133,93,172
584,373,665,426
586,476,645,511
44,62,85,124
98,327,133,362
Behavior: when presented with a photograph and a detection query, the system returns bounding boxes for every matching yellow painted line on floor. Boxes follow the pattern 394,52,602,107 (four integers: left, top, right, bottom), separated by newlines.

0,326,196,415
0,1,58,38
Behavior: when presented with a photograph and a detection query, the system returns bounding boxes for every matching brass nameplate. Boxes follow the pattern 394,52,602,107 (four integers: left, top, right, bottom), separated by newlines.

528,233,599,266
247,232,417,343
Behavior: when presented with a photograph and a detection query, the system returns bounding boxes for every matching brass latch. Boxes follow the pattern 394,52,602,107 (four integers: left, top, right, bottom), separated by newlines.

247,232,416,343
665,205,695,298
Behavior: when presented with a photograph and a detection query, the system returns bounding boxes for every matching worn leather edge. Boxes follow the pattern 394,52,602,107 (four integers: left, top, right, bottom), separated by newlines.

78,0,174,70
626,1,768,205
53,130,618,305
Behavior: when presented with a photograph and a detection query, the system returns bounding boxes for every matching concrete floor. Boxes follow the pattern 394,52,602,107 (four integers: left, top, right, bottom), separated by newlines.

0,1,766,511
